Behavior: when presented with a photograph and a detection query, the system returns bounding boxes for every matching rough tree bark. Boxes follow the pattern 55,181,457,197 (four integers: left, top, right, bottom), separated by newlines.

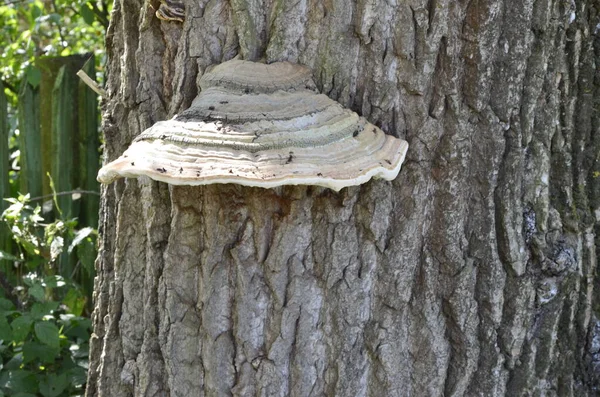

87,0,600,395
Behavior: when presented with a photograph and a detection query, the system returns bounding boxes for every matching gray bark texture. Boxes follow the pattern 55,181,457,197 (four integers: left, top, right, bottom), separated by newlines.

87,0,600,395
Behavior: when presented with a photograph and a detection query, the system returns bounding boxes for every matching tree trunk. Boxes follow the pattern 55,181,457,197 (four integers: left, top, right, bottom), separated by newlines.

87,0,600,395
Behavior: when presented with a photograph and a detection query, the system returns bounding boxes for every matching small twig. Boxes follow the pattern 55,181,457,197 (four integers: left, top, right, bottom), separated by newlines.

26,190,101,203
70,260,81,280
77,69,107,97
50,0,68,48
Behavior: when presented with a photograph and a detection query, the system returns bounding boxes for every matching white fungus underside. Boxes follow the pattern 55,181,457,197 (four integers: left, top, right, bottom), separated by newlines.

97,60,409,190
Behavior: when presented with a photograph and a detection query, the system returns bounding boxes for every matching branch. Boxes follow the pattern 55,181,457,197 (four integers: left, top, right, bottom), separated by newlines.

89,1,110,29
26,189,101,203
1,80,17,94
50,0,68,48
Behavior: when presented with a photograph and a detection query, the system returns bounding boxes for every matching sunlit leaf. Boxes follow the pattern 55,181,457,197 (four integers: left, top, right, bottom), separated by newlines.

50,235,64,261
63,288,85,316
68,227,95,253
0,250,19,261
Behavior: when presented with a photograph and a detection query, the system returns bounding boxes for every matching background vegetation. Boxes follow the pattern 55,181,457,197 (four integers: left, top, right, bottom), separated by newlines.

1,1,110,395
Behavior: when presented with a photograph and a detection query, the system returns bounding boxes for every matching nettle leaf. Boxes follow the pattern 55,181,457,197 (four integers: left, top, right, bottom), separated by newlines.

39,373,68,397
0,369,37,393
34,321,60,349
28,283,45,302
66,366,87,387
23,342,59,364
0,298,15,312
4,352,23,370
77,238,96,277
0,316,12,341
30,301,60,320
11,314,33,342
44,275,65,289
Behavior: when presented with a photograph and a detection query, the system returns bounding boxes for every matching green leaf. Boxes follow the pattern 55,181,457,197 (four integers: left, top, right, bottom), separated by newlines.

39,373,68,397
69,341,89,358
25,66,41,88
0,369,37,393
23,341,59,364
63,288,85,316
11,393,37,397
68,227,95,253
30,3,42,19
48,13,61,25
0,298,15,312
30,301,59,320
11,314,33,342
80,3,95,25
62,317,91,340
34,321,60,349
4,352,23,370
0,316,12,341
77,238,96,277
44,275,65,288
28,283,45,301
24,256,44,270
66,366,87,386
0,250,19,261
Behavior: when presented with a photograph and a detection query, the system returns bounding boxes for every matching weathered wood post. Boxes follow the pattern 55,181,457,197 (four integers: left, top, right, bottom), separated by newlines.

0,82,11,265
17,80,42,199
78,58,100,229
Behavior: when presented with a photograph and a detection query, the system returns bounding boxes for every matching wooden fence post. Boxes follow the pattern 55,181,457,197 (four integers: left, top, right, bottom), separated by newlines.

17,80,42,199
78,57,100,228
52,65,78,221
0,82,12,264
36,55,89,199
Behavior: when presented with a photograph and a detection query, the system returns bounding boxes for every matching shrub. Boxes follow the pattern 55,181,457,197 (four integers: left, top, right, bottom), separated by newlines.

0,193,95,396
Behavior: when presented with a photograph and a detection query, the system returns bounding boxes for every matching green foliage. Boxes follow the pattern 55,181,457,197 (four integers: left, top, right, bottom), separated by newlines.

0,0,110,104
2,0,111,207
0,193,94,396
0,2,109,395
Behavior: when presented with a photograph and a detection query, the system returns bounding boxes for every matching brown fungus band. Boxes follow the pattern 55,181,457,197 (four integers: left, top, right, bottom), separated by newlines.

97,60,409,191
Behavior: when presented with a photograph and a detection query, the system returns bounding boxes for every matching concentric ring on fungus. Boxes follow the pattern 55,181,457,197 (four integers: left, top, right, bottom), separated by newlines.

97,59,409,191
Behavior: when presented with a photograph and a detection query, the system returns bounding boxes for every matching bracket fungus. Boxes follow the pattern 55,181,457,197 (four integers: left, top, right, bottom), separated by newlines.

97,60,409,191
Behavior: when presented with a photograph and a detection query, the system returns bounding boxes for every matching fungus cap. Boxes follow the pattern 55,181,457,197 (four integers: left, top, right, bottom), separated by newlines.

97,60,409,191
